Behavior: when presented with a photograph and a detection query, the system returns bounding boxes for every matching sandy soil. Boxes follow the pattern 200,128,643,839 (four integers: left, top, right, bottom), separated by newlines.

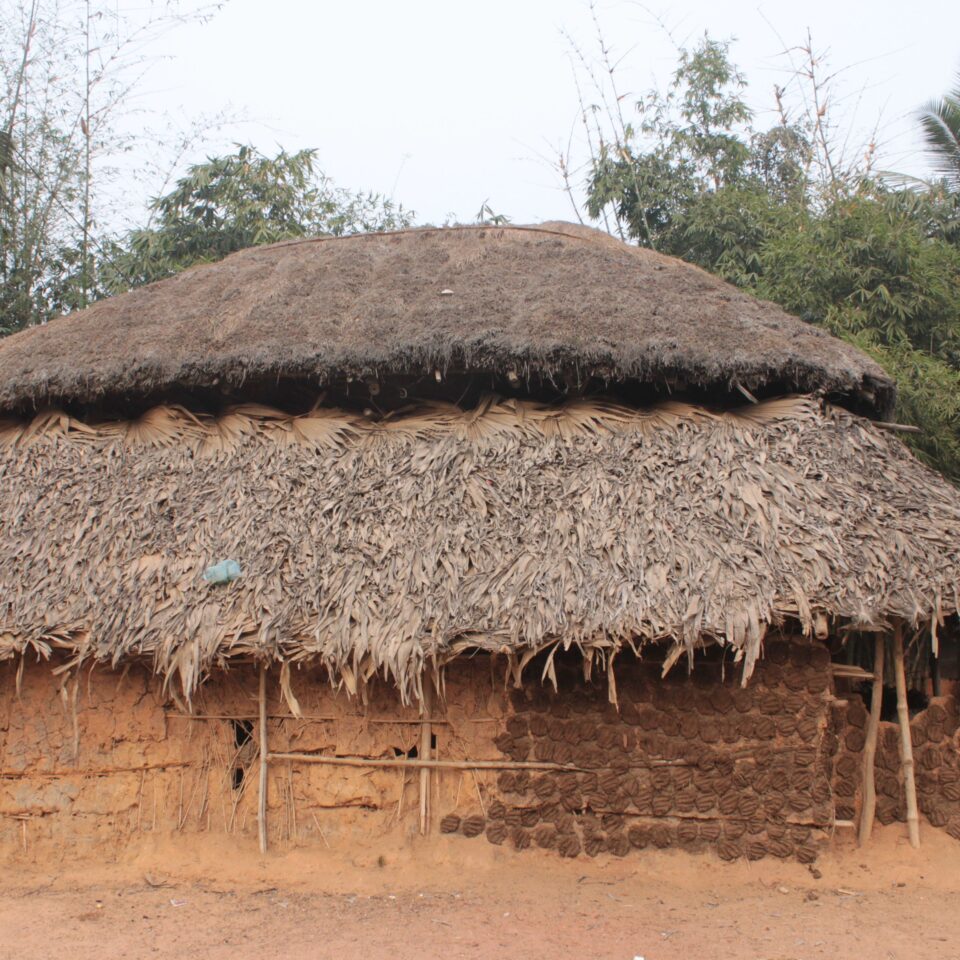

2,826,958,960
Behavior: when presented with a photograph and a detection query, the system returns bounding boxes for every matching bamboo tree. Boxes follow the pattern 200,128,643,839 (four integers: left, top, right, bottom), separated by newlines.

0,0,223,333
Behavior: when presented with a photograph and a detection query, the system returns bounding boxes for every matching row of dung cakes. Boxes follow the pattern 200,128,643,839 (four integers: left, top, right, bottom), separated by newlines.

490,752,829,816
439,804,821,863
439,644,833,862
827,693,960,832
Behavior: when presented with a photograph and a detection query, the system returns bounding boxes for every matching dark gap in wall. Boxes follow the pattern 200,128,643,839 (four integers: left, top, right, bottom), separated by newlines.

389,734,437,758
233,718,253,747
231,719,254,790
879,686,929,722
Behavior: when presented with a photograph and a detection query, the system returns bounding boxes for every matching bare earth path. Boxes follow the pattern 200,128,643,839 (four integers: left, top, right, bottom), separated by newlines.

1,827,958,960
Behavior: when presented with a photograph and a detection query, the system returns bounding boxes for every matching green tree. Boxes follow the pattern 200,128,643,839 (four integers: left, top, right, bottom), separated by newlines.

108,145,414,289
571,31,960,480
0,0,222,336
584,36,811,259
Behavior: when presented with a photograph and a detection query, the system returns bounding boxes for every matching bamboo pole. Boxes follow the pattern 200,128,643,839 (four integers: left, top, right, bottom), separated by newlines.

859,633,885,845
930,648,942,697
270,754,583,771
419,680,432,836
266,753,688,772
0,761,192,779
892,625,920,849
165,712,457,725
258,665,268,855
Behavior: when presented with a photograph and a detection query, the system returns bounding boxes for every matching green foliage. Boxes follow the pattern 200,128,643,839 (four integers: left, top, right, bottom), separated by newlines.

580,34,960,481
1,4,413,332
585,37,806,249
108,145,413,289
753,191,960,359
0,0,224,335
919,70,960,191
475,199,510,225
846,333,960,479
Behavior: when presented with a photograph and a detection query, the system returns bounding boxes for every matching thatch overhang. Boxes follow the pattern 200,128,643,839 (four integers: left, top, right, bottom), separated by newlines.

1,396,957,700
0,223,894,417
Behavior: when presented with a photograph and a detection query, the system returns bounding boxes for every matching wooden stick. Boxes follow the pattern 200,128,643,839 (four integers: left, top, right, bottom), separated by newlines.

270,753,584,771
177,768,184,830
470,767,487,817
267,752,687,772
419,680,432,836
258,664,269,855
830,663,875,681
137,769,145,832
312,812,331,849
859,633,885,845
893,625,920,849
511,805,832,830
0,761,192,779
874,421,922,434
165,712,455,725
288,768,298,843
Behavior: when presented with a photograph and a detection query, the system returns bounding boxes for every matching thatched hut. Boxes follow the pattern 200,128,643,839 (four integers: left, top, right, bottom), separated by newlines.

1,222,959,862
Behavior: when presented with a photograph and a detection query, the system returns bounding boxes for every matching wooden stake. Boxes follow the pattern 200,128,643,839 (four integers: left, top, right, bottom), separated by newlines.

419,680,432,836
258,664,268,855
859,633,884,845
893,626,920,849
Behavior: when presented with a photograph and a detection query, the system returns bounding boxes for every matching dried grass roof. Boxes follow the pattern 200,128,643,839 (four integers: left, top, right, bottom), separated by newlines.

1,395,956,699
0,223,893,415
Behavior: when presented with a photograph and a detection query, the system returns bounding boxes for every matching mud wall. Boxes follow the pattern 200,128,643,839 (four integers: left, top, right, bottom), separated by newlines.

3,645,957,864
0,658,513,859
439,639,834,862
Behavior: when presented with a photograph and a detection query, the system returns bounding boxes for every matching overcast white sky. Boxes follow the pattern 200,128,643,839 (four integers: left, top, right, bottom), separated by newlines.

137,0,960,225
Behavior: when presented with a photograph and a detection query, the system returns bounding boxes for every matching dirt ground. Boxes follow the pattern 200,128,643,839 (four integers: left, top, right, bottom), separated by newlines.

1,825,958,960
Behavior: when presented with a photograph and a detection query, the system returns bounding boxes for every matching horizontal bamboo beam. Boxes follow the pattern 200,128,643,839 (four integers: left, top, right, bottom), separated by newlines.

268,752,691,772
165,712,456,725
0,761,192,779
830,664,875,681
269,753,585,772
874,421,922,434
579,806,835,831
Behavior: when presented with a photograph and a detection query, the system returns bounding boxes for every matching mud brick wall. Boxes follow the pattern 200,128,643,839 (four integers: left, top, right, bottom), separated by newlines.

440,639,834,862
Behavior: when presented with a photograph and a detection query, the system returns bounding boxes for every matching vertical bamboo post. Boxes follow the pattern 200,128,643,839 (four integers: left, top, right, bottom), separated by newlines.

892,626,920,849
258,664,268,855
419,679,432,836
859,633,885,845
930,648,942,697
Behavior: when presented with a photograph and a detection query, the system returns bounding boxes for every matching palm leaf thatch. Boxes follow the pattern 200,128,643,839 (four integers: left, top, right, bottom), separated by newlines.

0,223,893,415
1,396,957,700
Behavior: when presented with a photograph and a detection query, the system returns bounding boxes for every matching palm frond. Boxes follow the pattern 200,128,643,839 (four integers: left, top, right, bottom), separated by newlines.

918,74,960,190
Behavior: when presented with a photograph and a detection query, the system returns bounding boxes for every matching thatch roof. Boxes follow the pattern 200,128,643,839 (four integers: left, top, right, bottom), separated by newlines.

0,223,893,416
1,396,957,699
